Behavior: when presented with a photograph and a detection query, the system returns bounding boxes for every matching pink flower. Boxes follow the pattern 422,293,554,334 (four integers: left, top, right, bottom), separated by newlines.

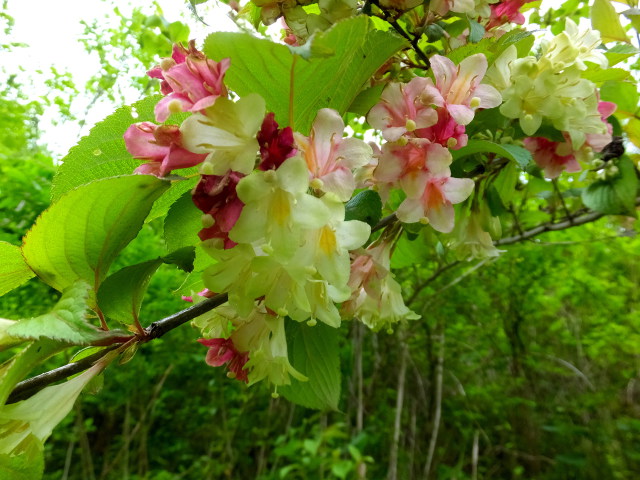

368,77,442,141
375,139,452,198
192,171,245,249
524,137,581,179
150,40,230,122
257,113,297,171
295,108,372,201
198,338,249,382
397,170,475,232
428,54,501,126
124,122,207,177
414,108,468,149
487,0,532,30
585,101,616,152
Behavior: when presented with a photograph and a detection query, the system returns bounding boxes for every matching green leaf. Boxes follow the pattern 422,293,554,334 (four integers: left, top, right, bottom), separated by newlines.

391,232,429,269
452,140,532,169
279,321,340,411
591,0,629,43
6,281,125,345
486,185,507,216
604,44,639,66
344,190,382,227
22,175,170,295
98,259,163,326
468,19,485,43
51,96,161,201
493,162,519,206
0,433,44,480
203,16,407,134
347,83,385,117
162,246,196,273
0,242,34,297
164,190,203,252
147,175,198,223
98,247,194,326
581,66,630,85
600,80,639,117
582,157,638,216
448,29,533,66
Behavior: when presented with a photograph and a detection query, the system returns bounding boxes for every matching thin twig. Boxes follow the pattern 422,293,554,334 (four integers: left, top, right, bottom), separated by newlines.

7,293,228,404
495,204,635,246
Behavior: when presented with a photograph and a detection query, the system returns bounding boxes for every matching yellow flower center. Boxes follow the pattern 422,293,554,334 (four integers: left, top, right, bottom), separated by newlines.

318,226,337,254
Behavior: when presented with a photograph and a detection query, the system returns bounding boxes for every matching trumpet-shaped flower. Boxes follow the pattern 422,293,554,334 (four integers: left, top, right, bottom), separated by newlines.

296,108,373,201
148,41,230,122
524,136,581,179
124,122,207,177
257,112,297,171
486,0,532,29
540,18,608,72
450,212,504,259
192,171,245,248
342,242,419,331
374,139,452,200
230,155,331,256
397,170,475,232
198,337,250,382
180,94,266,175
238,314,306,386
367,77,442,141
428,54,502,126
414,108,468,149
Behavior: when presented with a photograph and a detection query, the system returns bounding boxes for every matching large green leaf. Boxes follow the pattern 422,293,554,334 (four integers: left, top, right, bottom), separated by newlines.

279,321,341,411
164,190,203,252
97,247,195,326
600,81,639,117
6,281,125,345
51,96,161,201
22,175,170,294
582,157,638,216
452,140,532,169
0,242,34,297
203,16,407,134
591,0,629,43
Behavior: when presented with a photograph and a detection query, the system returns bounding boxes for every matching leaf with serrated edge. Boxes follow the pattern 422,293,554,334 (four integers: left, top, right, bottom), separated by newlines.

204,16,407,134
279,321,340,411
22,175,170,296
52,96,161,201
6,281,126,345
0,242,34,297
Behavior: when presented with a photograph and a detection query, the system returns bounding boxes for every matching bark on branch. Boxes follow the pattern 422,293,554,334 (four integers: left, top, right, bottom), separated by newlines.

7,293,228,404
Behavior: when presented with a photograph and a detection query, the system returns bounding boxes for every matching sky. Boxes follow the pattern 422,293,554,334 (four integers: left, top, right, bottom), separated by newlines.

2,0,239,157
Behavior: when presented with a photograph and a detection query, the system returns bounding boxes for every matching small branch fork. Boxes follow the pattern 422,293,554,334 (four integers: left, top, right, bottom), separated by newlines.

8,196,638,403
7,293,228,404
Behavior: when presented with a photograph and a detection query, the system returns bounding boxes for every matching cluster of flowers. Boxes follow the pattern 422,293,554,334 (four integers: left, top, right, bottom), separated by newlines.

254,0,535,47
367,53,500,232
124,42,420,387
486,18,615,178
